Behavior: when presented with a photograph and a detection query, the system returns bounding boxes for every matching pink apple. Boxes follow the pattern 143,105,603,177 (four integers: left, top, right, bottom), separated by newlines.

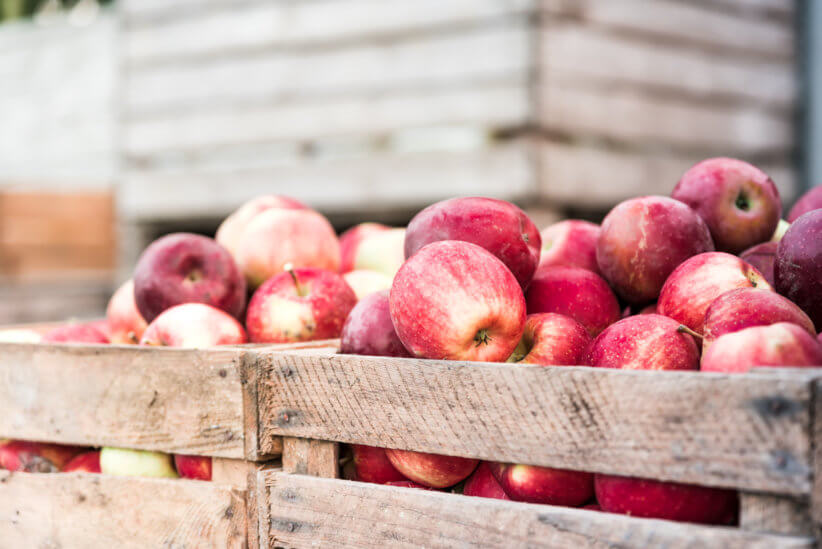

701,323,822,373
140,303,247,347
384,448,478,489
0,440,84,472
106,279,148,344
585,314,699,371
216,195,307,258
463,462,510,500
246,267,356,343
490,462,593,506
351,445,408,484
404,197,541,288
775,210,822,331
658,252,772,335
672,157,781,254
507,313,591,366
597,196,715,303
340,291,411,358
739,241,777,287
62,451,101,473
352,228,406,278
235,208,340,288
42,323,109,345
339,222,390,273
787,186,822,222
525,266,620,337
174,454,212,481
100,447,178,478
539,220,601,275
134,233,246,322
342,269,392,300
390,241,526,361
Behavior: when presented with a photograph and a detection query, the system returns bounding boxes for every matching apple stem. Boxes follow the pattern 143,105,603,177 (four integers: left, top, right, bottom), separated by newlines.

127,331,139,344
474,329,491,347
284,262,305,296
677,325,704,340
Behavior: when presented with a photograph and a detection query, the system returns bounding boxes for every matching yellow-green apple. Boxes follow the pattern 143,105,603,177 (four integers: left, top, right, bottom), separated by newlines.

489,462,593,506
787,186,822,222
701,323,822,373
340,291,411,358
100,447,178,478
0,440,84,472
390,241,526,361
343,269,392,300
174,454,212,481
771,219,790,242
246,267,356,343
702,288,815,348
62,451,101,473
463,462,509,500
539,220,601,275
384,448,477,488
404,197,541,289
134,233,246,322
42,323,109,344
775,210,822,330
106,279,148,344
350,444,408,484
339,222,390,273
507,313,591,366
672,158,781,254
0,329,41,343
739,241,777,287
235,208,340,288
352,228,406,278
525,266,620,337
140,303,247,347
585,314,699,371
595,474,738,525
597,196,714,303
658,252,772,335
216,195,307,258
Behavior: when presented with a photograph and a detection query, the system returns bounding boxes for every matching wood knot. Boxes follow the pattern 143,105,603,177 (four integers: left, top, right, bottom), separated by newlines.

218,369,227,378
224,506,234,519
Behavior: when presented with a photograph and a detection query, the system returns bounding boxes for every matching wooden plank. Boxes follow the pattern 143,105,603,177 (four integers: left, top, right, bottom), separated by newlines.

0,344,248,458
0,281,111,324
261,472,812,548
740,494,812,536
282,438,339,479
255,351,816,495
0,471,247,548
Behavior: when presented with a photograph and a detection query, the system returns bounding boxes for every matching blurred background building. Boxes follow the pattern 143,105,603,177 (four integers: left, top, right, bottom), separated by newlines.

0,0,812,322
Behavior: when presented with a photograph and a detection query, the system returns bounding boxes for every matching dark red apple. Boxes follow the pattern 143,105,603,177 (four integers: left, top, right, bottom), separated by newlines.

463,462,509,500
539,220,601,275
701,323,822,373
350,444,408,484
775,210,822,331
490,462,593,506
507,313,591,366
174,454,212,481
384,449,478,489
582,503,603,511
0,440,84,472
384,480,434,490
787,186,822,222
62,451,101,473
739,241,777,287
140,303,247,347
42,323,109,345
340,291,411,358
339,223,390,273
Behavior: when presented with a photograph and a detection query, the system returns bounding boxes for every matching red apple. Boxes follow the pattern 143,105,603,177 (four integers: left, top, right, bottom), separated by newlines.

701,323,822,373
352,228,406,278
585,314,699,371
775,210,822,331
507,313,591,366
597,196,714,303
787,186,822,222
404,197,541,289
463,462,510,500
339,222,390,273
490,463,593,506
134,233,246,322
525,266,621,337
390,241,526,361
739,241,777,287
351,445,408,484
384,448,478,489
235,208,340,288
216,195,307,258
174,454,212,481
340,291,411,358
672,157,781,254
106,279,148,344
595,474,738,525
140,303,247,347
818,333,822,346
62,451,101,473
100,447,178,478
658,252,772,335
0,440,84,472
538,220,601,275
342,269,392,300
42,323,109,345
384,480,434,490
638,303,658,315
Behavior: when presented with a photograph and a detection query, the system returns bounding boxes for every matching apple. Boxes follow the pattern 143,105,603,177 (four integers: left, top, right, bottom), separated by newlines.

671,157,781,254
216,195,307,258
134,233,246,323
701,323,822,373
352,228,406,278
384,480,434,490
489,462,593,506
0,440,84,472
0,329,42,343
775,210,822,331
100,447,178,478
106,279,148,344
463,462,510,500
771,219,790,242
234,208,340,288
818,333,822,346
140,303,247,347
739,241,777,287
507,313,591,366
597,196,714,303
390,241,526,361
658,252,772,335
174,454,212,481
351,444,408,484
638,304,658,315
583,503,602,511
62,451,101,473
585,314,699,371
339,222,390,273
702,288,815,348
42,323,109,345
525,266,621,337
787,186,822,222
384,448,478,489
595,474,738,525
342,269,392,300
340,291,411,358
404,197,541,289
539,219,601,275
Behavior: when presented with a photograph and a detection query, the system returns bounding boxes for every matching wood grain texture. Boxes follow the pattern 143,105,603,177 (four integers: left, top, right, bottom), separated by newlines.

261,472,812,548
256,351,816,495
0,471,247,548
282,438,339,479
740,494,812,536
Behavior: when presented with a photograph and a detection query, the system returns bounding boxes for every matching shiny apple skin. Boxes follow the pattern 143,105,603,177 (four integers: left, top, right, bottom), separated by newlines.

701,323,822,373
340,291,411,358
775,210,822,331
